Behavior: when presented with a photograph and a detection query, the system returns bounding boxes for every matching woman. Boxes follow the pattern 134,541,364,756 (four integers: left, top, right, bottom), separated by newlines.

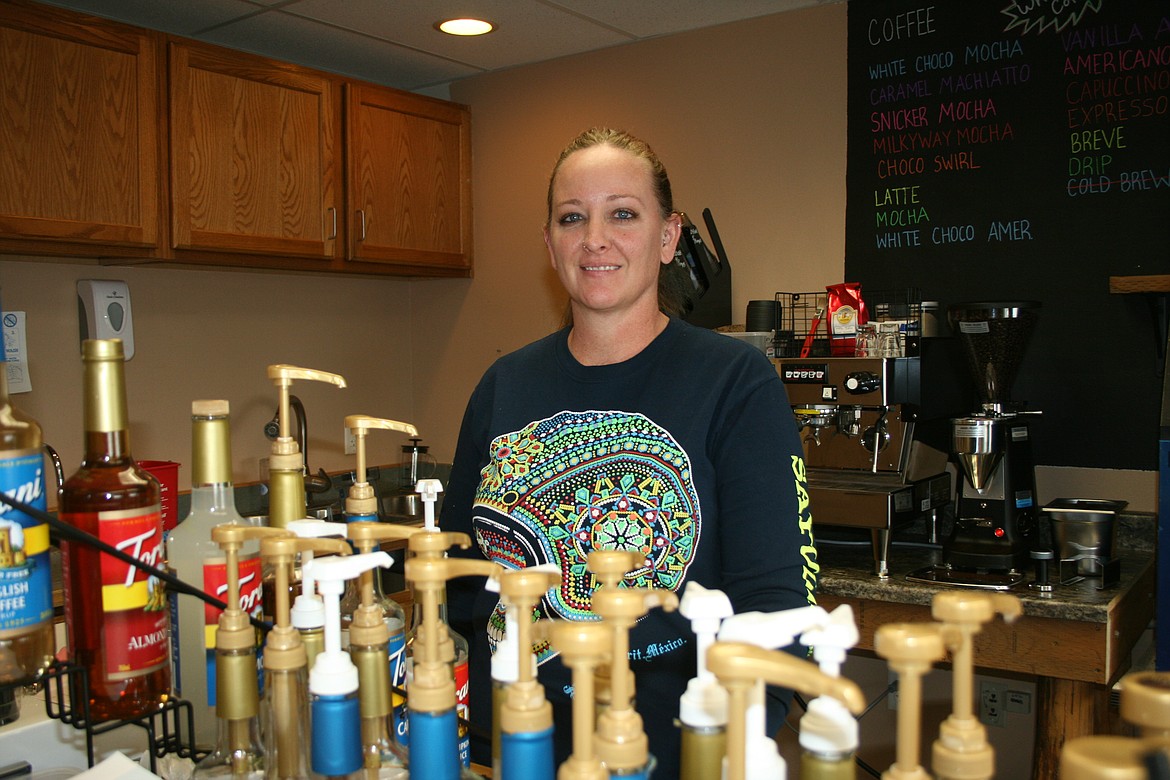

443,128,817,778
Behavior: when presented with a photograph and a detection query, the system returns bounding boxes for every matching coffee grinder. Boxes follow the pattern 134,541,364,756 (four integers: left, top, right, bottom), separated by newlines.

909,301,1041,589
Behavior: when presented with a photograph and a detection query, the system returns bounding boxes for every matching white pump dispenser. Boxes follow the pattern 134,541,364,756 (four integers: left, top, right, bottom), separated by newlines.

287,519,348,670
717,606,830,780
679,582,735,728
305,552,393,695
416,478,444,531
678,582,735,780
798,604,861,768
303,551,394,779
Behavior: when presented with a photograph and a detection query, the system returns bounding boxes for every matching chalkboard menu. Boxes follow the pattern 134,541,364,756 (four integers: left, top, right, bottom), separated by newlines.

845,0,1170,470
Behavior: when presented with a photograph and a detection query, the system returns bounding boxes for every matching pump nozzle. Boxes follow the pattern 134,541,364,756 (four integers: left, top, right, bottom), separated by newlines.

708,641,864,780
260,535,352,637
404,556,502,709
304,552,394,689
930,592,1022,780
345,520,421,641
344,415,419,518
679,583,735,723
550,620,612,780
210,525,290,634
495,566,561,702
797,604,862,768
714,605,834,780
265,364,347,528
416,477,444,531
678,583,736,780
285,519,348,667
587,550,679,774
258,534,352,780
208,525,291,733
303,551,393,778
875,622,947,780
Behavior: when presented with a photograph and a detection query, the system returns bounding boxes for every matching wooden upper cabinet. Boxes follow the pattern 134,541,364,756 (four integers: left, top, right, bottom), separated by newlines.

346,83,472,272
0,0,160,253
168,41,341,261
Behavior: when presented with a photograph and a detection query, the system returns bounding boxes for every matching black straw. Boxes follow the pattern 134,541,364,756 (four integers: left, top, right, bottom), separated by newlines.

0,491,270,632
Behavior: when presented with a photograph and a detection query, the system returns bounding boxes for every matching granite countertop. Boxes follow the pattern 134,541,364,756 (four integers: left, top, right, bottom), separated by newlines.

815,511,1156,623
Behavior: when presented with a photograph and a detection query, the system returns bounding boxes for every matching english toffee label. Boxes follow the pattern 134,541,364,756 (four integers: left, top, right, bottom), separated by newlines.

97,506,169,680
0,450,52,634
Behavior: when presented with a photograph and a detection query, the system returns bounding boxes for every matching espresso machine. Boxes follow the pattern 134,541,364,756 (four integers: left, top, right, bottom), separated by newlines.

909,301,1041,589
775,291,968,578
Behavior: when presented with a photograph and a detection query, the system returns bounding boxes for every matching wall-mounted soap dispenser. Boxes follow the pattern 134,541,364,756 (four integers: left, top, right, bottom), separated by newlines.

77,280,134,358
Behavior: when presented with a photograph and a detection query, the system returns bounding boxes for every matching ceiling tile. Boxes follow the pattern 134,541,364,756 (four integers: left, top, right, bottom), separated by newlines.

35,0,267,37
546,0,828,37
31,0,831,92
283,0,634,71
199,7,481,89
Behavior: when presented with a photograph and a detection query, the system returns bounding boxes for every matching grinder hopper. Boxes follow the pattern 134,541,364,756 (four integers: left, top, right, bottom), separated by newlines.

949,301,1040,491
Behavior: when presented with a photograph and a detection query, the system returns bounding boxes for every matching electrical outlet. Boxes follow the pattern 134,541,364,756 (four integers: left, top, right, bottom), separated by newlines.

980,681,1006,727
344,426,357,455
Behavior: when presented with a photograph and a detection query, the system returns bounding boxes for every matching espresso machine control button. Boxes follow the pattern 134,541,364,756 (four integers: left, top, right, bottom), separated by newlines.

844,371,881,394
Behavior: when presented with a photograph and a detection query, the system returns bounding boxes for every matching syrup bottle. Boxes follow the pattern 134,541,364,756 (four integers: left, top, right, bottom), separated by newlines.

167,399,262,749
0,293,54,685
59,339,170,723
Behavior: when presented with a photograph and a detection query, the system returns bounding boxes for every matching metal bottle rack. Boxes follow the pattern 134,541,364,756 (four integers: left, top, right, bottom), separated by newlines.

3,662,200,771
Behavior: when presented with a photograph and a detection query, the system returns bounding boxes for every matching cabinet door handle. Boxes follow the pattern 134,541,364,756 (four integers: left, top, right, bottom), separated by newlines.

357,209,367,242
326,207,337,240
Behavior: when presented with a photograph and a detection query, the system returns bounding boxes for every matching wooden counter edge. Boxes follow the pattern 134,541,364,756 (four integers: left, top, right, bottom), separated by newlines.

1109,274,1170,293
816,555,1155,685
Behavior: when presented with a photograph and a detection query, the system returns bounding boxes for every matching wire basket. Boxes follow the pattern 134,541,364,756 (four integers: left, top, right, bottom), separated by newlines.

772,288,922,358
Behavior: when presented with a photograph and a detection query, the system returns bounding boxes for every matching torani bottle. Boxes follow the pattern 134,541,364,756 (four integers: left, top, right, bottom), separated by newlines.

0,297,54,685
167,399,262,748
60,338,170,722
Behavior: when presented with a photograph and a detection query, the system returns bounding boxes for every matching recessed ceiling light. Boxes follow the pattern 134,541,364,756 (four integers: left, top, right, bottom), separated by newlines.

436,18,494,36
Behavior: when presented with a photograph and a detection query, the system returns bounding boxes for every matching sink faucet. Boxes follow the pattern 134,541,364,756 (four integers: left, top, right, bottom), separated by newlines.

44,443,64,497
264,393,333,502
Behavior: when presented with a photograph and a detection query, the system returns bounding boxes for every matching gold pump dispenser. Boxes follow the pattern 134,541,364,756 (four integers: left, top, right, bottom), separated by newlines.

345,521,422,776
260,534,351,780
196,525,291,778
585,551,637,720
404,531,502,778
931,592,1021,780
339,411,421,753
342,415,418,519
493,567,562,778
549,620,612,780
265,364,346,529
1060,670,1170,779
875,623,947,780
587,549,680,775
706,642,865,780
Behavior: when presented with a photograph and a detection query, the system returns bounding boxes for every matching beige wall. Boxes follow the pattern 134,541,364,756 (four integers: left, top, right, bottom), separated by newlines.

414,5,851,460
0,258,420,493
2,3,1156,510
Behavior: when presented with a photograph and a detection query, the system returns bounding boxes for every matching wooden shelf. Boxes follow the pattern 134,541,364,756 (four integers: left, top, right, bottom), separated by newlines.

1110,275,1170,294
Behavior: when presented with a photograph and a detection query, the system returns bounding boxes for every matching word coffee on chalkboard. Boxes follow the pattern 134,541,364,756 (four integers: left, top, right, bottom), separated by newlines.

844,1,1170,471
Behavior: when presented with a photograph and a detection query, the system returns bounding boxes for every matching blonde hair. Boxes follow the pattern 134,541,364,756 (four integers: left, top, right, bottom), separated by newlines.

546,127,674,224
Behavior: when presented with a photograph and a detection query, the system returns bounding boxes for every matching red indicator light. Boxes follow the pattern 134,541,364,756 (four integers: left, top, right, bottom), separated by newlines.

994,527,1005,538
